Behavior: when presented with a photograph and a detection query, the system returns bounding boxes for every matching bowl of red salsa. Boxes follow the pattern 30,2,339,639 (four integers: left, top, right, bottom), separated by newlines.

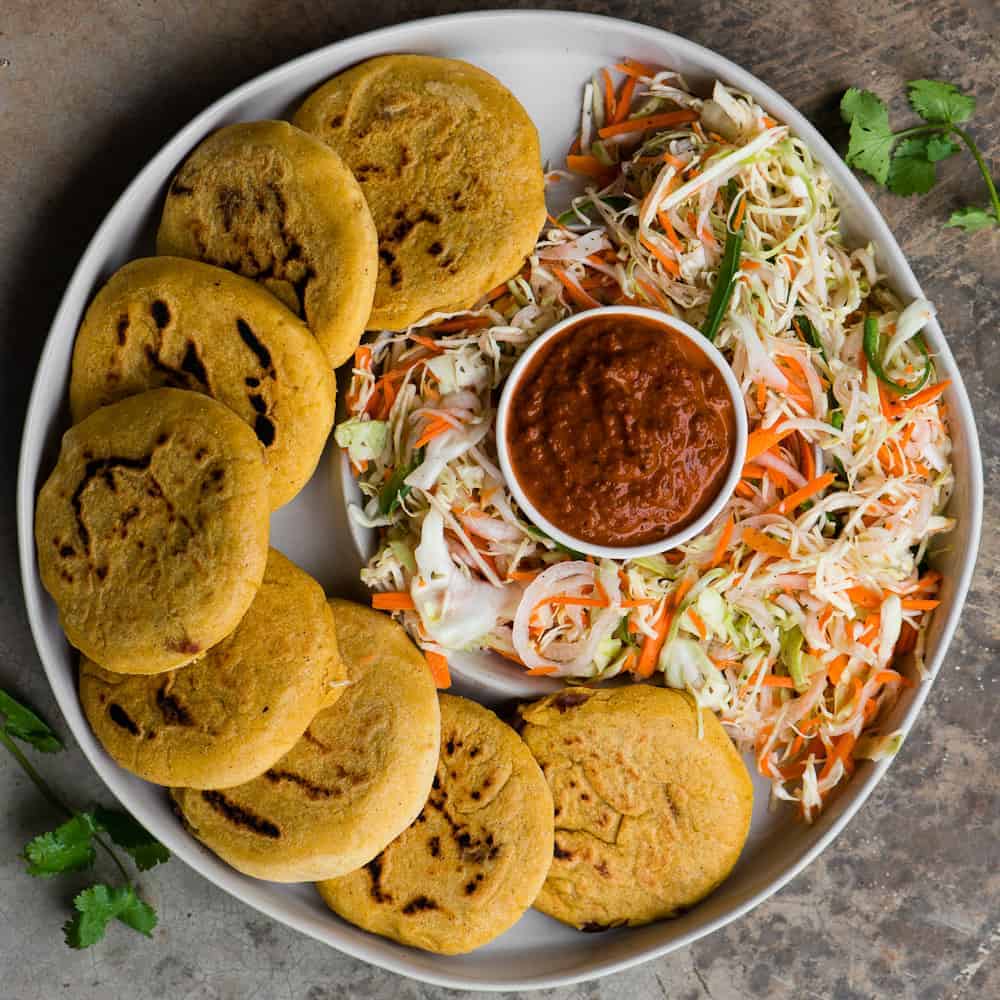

497,306,748,559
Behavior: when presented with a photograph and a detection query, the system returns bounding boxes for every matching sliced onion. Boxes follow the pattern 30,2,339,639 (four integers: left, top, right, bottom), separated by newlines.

512,561,622,674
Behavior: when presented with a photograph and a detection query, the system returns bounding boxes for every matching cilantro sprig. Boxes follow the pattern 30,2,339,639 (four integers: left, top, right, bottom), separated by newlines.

1,684,169,949
840,79,998,231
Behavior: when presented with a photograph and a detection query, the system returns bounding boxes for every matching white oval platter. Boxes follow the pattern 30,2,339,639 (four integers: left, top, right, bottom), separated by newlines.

16,10,983,991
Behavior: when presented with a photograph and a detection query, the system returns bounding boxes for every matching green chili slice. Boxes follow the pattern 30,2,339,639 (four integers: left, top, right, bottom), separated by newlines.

863,316,932,395
701,222,745,342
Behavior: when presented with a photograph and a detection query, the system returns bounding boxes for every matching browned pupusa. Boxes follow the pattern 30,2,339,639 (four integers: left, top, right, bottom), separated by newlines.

518,686,753,930
293,55,546,330
34,388,270,674
70,258,335,509
317,694,554,955
156,120,377,367
79,549,344,789
170,600,440,882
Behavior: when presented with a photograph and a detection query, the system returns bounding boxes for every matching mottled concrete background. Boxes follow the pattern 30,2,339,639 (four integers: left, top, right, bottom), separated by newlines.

1,2,996,997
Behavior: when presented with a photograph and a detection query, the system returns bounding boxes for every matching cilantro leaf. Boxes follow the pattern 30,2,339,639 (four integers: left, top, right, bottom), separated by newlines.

63,884,157,949
0,688,63,753
947,205,998,232
925,134,960,162
887,138,938,196
840,88,895,184
23,813,98,877
93,806,170,871
908,79,976,125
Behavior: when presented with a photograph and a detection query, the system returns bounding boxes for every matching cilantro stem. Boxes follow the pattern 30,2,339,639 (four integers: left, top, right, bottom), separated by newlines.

0,726,72,817
1,725,133,885
949,126,1000,222
891,123,999,221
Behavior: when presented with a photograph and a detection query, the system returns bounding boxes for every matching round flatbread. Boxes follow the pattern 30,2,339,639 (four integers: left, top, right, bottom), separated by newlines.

79,549,343,789
518,686,753,930
156,120,377,367
35,388,269,674
293,55,545,330
170,600,439,882
317,693,554,955
69,257,335,509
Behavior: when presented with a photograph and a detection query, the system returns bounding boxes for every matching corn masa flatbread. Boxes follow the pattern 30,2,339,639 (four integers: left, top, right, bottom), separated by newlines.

79,549,344,789
317,693,554,955
518,685,753,930
293,55,545,330
156,120,377,367
70,257,335,509
170,600,440,882
35,388,270,675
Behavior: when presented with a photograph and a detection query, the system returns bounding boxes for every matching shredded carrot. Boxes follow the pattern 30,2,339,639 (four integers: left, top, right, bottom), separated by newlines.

372,592,416,611
545,594,609,609
709,516,734,568
901,598,940,610
799,433,815,482
873,669,907,686
735,480,756,499
621,598,658,608
612,59,657,79
899,379,951,411
484,282,509,302
354,345,372,369
662,152,687,170
819,732,856,782
636,605,672,679
565,154,614,181
826,653,850,684
755,381,767,411
673,574,695,608
613,74,637,123
598,108,699,139
742,527,790,560
762,675,795,688
894,623,918,655
424,650,451,688
687,608,708,639
818,604,834,631
740,258,761,271
762,115,779,128
657,209,683,251
508,569,541,583
551,266,602,310
767,472,835,517
601,68,616,122
525,666,558,676
745,420,795,462
636,276,673,312
414,416,454,450
409,334,443,354
845,586,882,609
732,196,747,231
640,233,680,277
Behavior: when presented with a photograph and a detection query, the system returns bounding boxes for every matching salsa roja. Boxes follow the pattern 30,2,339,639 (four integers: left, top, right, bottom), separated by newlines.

505,313,737,547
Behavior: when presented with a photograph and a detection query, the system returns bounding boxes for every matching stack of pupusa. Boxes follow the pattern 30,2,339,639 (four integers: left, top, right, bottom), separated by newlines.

34,49,558,954
33,115,386,860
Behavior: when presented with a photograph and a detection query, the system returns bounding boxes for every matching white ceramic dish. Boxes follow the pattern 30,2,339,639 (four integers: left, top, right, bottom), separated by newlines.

16,10,983,992
495,305,749,560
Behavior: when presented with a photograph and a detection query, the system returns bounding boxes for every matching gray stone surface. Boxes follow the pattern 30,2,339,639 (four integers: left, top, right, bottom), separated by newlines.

0,1,996,997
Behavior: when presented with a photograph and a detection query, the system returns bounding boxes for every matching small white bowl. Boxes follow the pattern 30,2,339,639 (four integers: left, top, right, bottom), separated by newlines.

495,305,749,560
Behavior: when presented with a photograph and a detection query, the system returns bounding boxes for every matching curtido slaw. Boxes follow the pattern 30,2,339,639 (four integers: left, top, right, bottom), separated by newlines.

336,60,955,820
